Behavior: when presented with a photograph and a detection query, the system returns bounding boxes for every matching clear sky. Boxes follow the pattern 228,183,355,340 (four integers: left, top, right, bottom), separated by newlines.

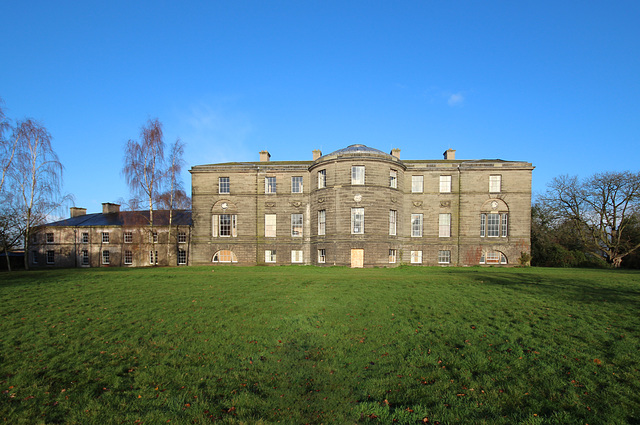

2,1,639,215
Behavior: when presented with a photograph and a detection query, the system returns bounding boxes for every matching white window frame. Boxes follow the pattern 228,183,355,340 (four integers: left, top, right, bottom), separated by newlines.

265,176,277,194
439,213,451,238
487,213,500,237
291,176,303,193
124,231,133,243
390,170,397,188
440,175,452,193
481,251,507,265
82,232,89,244
291,213,303,237
412,176,424,193
102,250,110,265
102,232,109,243
150,231,158,243
351,166,365,185
213,214,238,237
46,233,54,243
82,249,89,265
318,210,326,236
389,210,397,236
389,249,397,264
213,250,237,263
265,214,276,238
149,250,158,265
318,249,326,264
265,250,276,263
178,249,187,265
351,207,364,234
178,231,187,243
291,250,303,263
411,250,422,264
438,250,451,264
124,250,132,265
318,169,326,189
502,214,508,237
46,250,54,264
219,177,230,194
411,213,423,237
489,175,501,193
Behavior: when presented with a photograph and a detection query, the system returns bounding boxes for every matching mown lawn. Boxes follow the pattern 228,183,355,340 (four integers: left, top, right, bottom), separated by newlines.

1,266,639,424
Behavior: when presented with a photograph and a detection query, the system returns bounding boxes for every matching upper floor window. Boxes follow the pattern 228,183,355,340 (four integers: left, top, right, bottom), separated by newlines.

124,231,133,243
318,210,326,236
351,166,365,185
439,213,451,238
489,175,502,193
390,170,397,188
351,207,364,234
82,232,89,243
291,176,303,193
102,232,109,243
219,177,230,194
389,210,397,236
265,214,276,238
150,231,158,243
480,213,508,237
265,176,276,194
291,214,303,237
440,175,452,193
178,231,187,243
212,214,237,237
411,213,423,237
412,176,423,193
318,170,326,189
46,233,54,243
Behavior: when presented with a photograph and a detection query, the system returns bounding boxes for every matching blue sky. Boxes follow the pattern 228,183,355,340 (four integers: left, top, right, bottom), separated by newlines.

2,1,639,214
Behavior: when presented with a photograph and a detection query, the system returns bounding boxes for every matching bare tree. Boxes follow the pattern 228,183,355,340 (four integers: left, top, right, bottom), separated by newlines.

160,138,186,263
542,172,640,267
10,119,70,270
122,118,165,228
0,97,17,195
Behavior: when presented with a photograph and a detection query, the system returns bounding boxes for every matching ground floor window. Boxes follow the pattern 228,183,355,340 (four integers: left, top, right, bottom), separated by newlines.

212,250,237,263
480,251,507,264
32,251,39,264
318,249,326,264
265,250,276,263
438,250,451,264
102,250,110,265
411,250,422,264
178,249,187,265
389,249,397,263
82,250,89,265
291,250,303,263
46,250,54,264
124,250,132,265
149,250,158,265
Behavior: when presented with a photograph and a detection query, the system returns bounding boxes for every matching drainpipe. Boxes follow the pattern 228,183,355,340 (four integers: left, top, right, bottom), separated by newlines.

456,165,461,266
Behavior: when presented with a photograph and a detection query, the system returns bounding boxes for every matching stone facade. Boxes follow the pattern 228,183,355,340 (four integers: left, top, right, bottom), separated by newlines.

30,203,192,268
190,144,533,267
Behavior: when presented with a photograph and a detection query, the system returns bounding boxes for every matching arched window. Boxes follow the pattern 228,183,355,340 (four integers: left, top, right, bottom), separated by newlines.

480,251,507,265
212,250,238,263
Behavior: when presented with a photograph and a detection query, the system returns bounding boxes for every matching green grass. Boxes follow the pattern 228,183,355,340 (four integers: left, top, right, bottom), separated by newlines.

1,266,639,425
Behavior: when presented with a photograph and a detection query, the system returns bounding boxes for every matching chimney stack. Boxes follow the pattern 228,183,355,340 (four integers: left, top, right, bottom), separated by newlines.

102,203,120,214
259,150,271,162
390,148,401,159
443,149,456,160
312,150,322,160
70,207,87,218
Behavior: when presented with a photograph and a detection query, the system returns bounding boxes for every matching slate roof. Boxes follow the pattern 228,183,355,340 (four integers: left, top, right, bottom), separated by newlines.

43,210,192,227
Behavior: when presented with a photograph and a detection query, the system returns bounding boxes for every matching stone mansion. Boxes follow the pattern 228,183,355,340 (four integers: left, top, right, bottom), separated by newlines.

31,144,533,268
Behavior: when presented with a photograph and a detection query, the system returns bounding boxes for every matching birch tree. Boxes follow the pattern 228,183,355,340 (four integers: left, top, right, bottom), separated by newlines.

122,118,165,228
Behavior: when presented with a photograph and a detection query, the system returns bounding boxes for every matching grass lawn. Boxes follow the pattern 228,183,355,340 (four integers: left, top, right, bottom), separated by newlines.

1,266,639,425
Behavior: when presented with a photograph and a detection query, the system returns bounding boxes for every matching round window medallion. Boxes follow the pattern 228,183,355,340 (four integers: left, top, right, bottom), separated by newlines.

221,202,228,209
491,201,498,209
354,194,362,202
